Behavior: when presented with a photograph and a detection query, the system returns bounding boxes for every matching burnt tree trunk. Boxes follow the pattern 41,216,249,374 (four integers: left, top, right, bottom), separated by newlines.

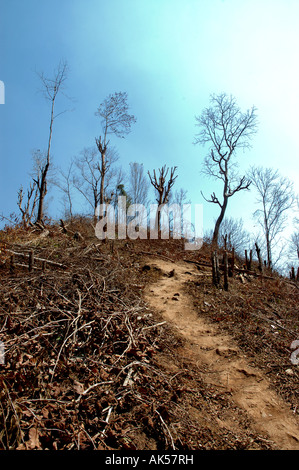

255,243,263,273
211,250,220,287
245,249,252,271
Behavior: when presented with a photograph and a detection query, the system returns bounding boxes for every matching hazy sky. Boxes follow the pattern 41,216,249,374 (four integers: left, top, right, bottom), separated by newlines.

0,0,298,240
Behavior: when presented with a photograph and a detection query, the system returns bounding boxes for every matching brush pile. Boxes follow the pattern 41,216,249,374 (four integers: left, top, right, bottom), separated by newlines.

0,231,185,450
0,223,298,450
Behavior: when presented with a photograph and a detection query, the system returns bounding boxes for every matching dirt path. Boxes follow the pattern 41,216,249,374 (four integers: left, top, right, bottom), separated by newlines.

144,258,299,450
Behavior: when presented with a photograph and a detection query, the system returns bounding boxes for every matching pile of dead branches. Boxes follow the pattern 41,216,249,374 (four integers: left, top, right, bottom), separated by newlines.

0,241,186,450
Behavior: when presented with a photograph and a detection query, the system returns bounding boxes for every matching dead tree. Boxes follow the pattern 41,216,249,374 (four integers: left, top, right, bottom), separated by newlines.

211,251,220,287
128,162,149,207
95,136,108,212
255,242,263,273
148,165,178,238
95,92,136,219
35,60,68,224
245,249,253,271
73,146,120,223
73,147,101,222
249,166,295,269
55,160,75,220
194,93,258,246
17,182,38,228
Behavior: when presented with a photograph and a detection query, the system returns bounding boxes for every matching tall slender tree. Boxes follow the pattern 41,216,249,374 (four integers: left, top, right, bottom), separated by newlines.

35,60,68,224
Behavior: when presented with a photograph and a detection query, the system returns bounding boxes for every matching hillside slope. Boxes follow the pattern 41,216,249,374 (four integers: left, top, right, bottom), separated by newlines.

0,223,298,450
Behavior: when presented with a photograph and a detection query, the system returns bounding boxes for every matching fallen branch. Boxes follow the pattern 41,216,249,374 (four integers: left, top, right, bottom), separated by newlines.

156,409,176,450
75,381,114,402
142,321,167,330
5,249,67,269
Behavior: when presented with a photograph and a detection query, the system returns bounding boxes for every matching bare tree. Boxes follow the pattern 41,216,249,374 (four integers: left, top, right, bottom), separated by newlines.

168,188,191,238
73,148,102,221
17,182,38,228
95,92,136,217
166,187,190,207
55,160,75,220
249,166,295,269
294,197,299,225
17,148,55,227
127,162,149,206
194,93,258,246
148,165,178,237
289,198,299,263
289,232,299,261
35,60,69,224
205,216,251,255
73,146,120,220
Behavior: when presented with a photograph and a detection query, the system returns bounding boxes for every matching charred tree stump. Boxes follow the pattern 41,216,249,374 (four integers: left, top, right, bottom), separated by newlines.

60,219,68,234
255,243,263,273
245,249,252,271
211,250,220,287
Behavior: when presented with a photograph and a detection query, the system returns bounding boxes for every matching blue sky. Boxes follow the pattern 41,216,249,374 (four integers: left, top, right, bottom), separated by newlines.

0,0,298,244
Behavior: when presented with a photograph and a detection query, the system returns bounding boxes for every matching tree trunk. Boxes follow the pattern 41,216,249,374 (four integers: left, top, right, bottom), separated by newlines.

245,249,252,270
211,250,220,287
255,243,263,273
36,161,49,224
212,196,228,246
99,150,106,210
266,229,272,269
36,97,54,224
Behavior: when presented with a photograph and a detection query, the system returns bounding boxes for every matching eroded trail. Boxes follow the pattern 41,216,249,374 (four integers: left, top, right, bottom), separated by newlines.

144,258,299,450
